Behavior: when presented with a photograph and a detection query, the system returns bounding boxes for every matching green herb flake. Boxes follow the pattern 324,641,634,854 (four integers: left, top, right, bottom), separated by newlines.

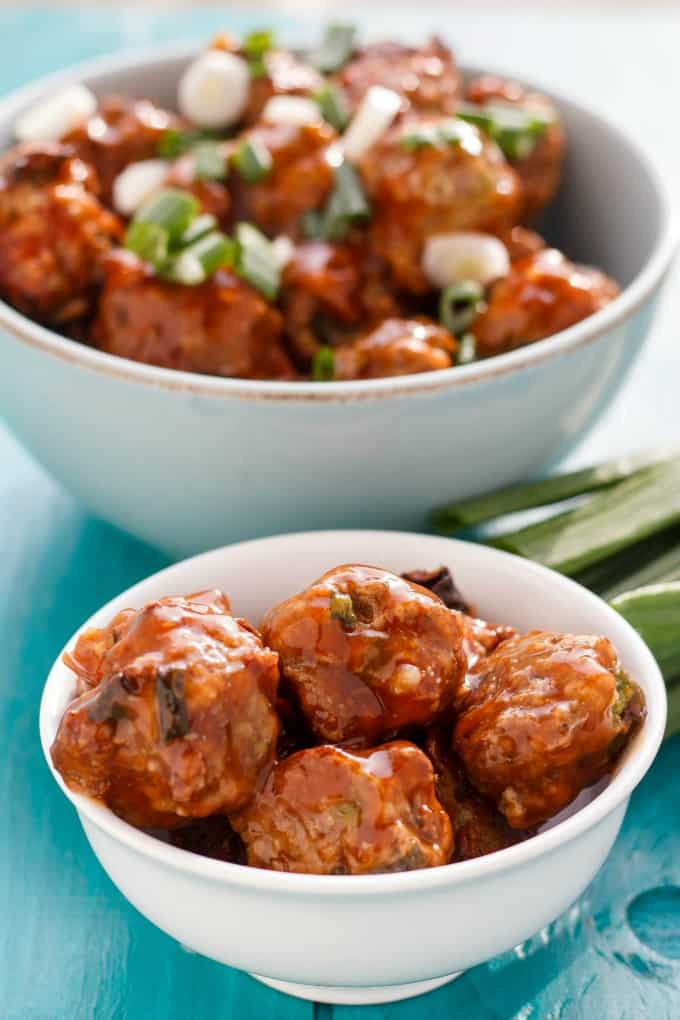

330,591,357,627
124,220,169,268
243,28,275,79
303,160,370,242
314,84,349,132
193,141,228,181
312,345,335,382
232,138,273,183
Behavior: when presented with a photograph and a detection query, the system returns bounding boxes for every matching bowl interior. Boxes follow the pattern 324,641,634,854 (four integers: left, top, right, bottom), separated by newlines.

0,44,667,294
41,530,666,873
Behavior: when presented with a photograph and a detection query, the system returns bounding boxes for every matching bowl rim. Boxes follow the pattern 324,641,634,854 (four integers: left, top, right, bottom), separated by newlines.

0,40,677,403
39,529,667,895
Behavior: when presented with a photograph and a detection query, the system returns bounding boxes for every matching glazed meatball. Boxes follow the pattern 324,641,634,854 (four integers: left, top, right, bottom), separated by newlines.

0,143,122,325
336,37,460,116
262,564,466,745
281,242,402,368
334,317,456,380
497,225,546,262
244,49,325,125
465,75,565,222
92,249,294,379
231,741,453,874
459,612,517,672
359,116,521,292
472,248,620,357
230,121,335,237
452,631,646,829
65,95,180,204
424,728,526,861
51,590,280,828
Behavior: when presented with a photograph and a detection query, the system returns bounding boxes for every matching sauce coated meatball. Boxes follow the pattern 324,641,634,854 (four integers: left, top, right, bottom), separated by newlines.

0,143,122,325
424,728,526,861
51,590,280,828
231,121,335,237
281,242,401,369
452,630,646,829
334,317,456,380
65,95,179,204
472,248,619,357
465,75,565,222
359,116,521,292
92,250,294,379
262,564,466,745
336,37,460,116
244,49,325,125
231,741,453,874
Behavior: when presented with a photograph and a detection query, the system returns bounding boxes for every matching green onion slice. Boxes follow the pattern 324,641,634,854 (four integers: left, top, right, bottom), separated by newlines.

314,84,349,132
157,128,221,159
303,161,370,242
312,23,357,73
242,28,275,78
161,232,235,286
134,188,200,244
312,345,335,381
457,101,552,160
232,138,273,183
457,333,477,365
400,118,469,152
124,220,169,268
233,222,280,300
179,213,218,247
440,281,484,336
193,141,228,181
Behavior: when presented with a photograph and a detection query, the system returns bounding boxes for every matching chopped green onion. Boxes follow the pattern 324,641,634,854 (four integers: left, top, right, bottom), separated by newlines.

312,23,357,73
242,28,275,78
161,232,235,286
314,84,349,132
233,222,280,300
134,188,199,244
193,141,228,181
457,101,552,161
303,161,370,242
312,346,335,381
124,220,169,267
439,281,484,336
492,458,680,576
612,583,680,684
457,333,477,365
162,251,205,286
330,591,357,626
157,128,221,159
232,138,273,183
178,213,218,247
400,118,468,153
432,452,665,534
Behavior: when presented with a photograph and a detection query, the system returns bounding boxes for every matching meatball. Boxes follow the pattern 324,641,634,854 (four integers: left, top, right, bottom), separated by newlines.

336,37,460,116
231,741,453,874
262,564,466,745
51,590,280,828
452,631,646,829
459,612,517,673
497,225,546,262
464,75,565,221
244,49,325,125
92,249,294,379
230,121,335,237
281,241,402,368
0,143,122,325
334,317,456,380
65,95,179,204
424,728,526,861
472,248,620,358
359,116,521,292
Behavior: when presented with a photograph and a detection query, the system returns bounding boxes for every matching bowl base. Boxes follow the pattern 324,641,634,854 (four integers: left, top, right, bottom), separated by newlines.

249,971,461,1004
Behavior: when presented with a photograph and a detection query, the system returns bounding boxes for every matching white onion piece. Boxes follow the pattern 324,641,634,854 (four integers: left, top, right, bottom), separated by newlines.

262,95,321,127
15,83,97,142
178,50,250,129
422,232,511,288
342,85,402,163
271,235,296,270
112,160,169,217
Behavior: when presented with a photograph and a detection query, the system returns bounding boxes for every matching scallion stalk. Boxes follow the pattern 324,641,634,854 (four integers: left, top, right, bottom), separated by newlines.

135,189,200,244
439,281,484,336
232,138,273,183
233,222,280,300
611,583,680,684
432,452,658,534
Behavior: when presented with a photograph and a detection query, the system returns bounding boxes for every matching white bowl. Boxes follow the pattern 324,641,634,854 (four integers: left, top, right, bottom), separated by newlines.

0,43,676,557
40,530,666,1006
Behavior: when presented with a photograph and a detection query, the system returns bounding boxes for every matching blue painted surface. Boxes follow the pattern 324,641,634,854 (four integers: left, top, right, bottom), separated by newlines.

0,8,679,1020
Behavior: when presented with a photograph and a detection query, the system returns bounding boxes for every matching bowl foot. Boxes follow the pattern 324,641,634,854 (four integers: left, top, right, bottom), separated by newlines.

249,972,461,1004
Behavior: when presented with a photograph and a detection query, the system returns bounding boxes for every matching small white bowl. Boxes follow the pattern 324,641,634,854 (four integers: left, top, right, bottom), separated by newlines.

40,530,666,1006
0,42,676,557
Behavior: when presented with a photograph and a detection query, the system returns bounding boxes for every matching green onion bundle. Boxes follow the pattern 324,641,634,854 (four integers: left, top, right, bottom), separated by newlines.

433,451,680,739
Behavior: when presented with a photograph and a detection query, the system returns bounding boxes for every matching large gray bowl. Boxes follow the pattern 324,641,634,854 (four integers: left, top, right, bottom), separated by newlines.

0,43,675,556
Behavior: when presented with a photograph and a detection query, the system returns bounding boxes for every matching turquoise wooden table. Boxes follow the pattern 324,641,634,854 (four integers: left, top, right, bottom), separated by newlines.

1,7,680,1019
